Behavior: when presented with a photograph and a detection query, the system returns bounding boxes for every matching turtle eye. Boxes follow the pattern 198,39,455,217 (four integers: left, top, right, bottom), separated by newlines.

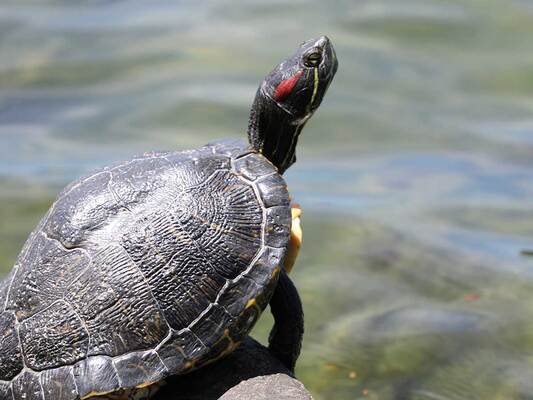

303,50,322,67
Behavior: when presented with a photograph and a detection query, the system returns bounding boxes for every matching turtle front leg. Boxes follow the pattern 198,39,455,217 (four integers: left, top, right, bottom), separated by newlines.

268,268,304,374
268,204,304,373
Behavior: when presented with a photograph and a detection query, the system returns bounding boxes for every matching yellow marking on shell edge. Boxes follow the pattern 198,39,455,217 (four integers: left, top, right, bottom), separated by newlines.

210,329,240,362
284,205,302,274
291,206,302,220
135,381,157,389
184,328,240,372
245,298,257,309
82,390,115,399
83,382,162,399
245,297,262,315
185,329,240,373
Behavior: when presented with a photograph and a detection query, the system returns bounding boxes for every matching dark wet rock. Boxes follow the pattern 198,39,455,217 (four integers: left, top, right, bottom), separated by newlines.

219,373,312,400
154,337,313,400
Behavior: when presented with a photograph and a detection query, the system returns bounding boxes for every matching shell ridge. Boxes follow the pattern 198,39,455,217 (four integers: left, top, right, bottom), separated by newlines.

18,299,90,373
3,267,19,313
40,231,88,254
69,366,80,400
106,172,133,214
32,232,95,322
213,159,271,304
61,153,171,202
64,299,92,366
110,357,123,389
118,245,172,335
168,175,232,286
36,372,46,400
13,314,25,373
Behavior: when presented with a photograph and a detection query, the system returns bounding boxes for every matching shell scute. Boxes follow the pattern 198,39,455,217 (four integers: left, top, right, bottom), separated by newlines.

41,366,77,400
0,382,13,400
0,311,23,381
233,152,277,181
12,371,43,400
73,355,121,398
264,206,291,248
6,234,90,321
156,329,206,374
256,174,290,208
114,351,168,390
189,304,234,349
65,245,169,357
19,300,89,371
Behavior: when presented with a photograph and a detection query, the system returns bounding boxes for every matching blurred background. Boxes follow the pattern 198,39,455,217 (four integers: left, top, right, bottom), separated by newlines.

1,1,533,399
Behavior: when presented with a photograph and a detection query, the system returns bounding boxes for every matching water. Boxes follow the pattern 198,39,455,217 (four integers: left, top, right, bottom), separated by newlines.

1,1,533,399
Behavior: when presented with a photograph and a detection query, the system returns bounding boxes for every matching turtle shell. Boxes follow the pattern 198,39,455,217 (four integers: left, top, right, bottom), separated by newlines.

0,139,291,399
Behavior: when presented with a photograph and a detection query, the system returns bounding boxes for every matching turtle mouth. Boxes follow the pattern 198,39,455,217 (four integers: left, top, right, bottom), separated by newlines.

290,110,314,126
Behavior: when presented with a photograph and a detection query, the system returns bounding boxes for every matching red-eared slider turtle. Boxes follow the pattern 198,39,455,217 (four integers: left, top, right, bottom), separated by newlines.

0,36,337,399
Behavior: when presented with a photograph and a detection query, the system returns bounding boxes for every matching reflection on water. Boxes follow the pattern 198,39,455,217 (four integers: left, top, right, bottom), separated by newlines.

2,1,533,399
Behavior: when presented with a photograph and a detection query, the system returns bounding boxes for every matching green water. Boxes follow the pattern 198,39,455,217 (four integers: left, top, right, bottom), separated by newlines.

2,1,533,399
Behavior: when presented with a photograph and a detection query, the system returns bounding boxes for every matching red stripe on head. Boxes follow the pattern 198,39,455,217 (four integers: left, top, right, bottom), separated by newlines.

273,69,304,102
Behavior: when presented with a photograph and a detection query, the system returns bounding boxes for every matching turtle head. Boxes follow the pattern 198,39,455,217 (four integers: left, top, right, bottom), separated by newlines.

248,36,338,174
262,35,338,122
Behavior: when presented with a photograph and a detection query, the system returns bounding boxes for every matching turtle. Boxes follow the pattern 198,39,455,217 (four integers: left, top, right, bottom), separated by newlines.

0,35,338,400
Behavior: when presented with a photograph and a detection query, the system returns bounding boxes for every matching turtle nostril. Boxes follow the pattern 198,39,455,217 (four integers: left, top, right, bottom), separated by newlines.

314,36,329,49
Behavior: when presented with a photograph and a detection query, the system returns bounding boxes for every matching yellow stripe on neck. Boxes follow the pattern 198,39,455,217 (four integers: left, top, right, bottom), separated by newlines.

310,67,319,107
